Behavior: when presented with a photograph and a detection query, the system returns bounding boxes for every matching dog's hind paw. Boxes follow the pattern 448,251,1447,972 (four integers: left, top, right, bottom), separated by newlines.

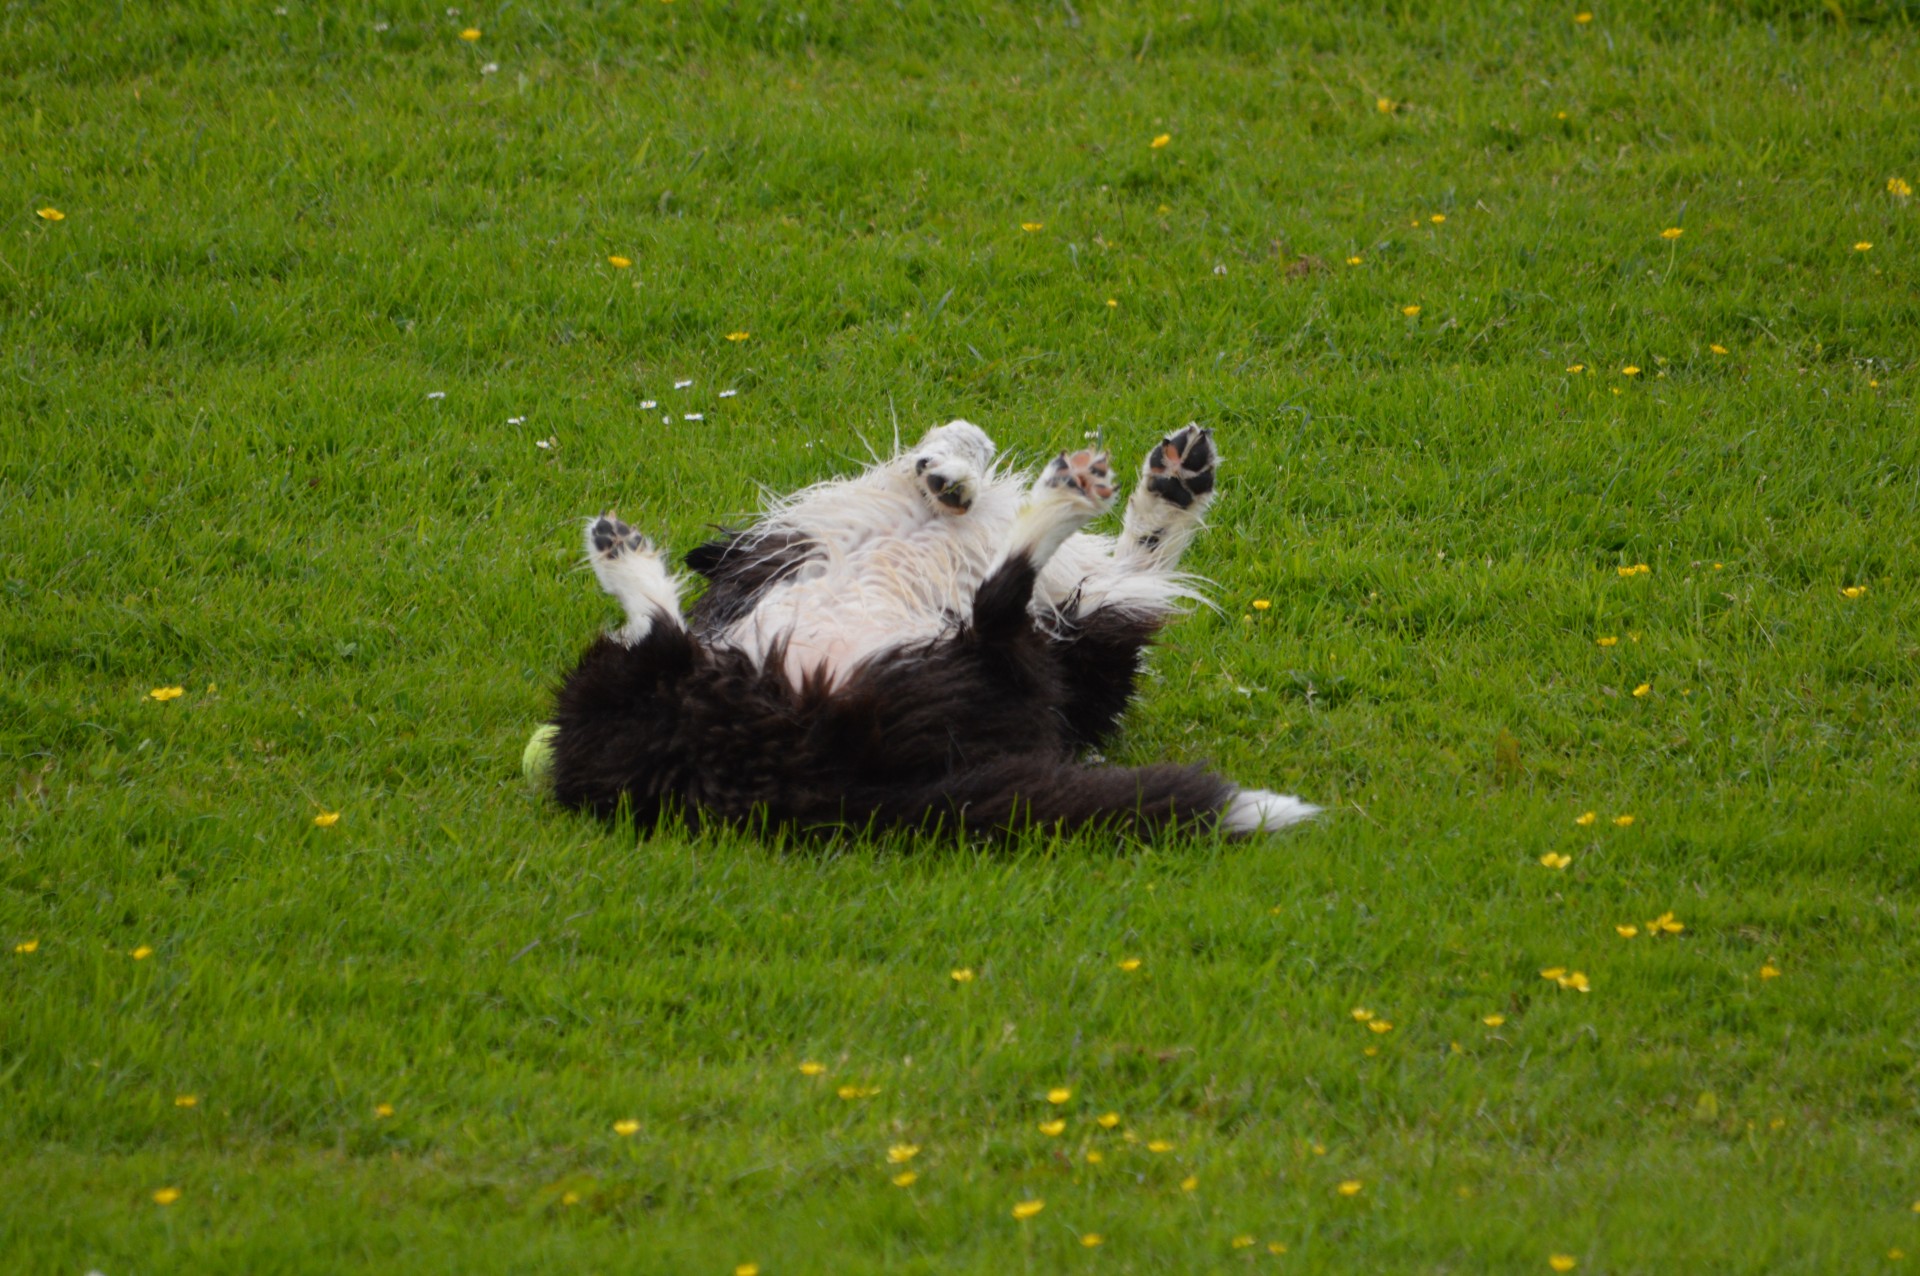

1039,447,1117,510
1143,424,1216,511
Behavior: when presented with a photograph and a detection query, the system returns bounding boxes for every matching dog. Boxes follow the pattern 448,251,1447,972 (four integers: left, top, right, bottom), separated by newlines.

538,420,1317,839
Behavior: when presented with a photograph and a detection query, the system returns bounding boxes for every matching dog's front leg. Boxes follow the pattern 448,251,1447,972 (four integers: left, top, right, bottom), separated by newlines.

584,513,687,645
972,446,1117,641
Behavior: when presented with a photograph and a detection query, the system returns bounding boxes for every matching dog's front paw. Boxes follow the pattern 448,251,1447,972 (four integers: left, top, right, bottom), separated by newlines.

909,420,997,516
1143,424,1216,511
587,512,651,562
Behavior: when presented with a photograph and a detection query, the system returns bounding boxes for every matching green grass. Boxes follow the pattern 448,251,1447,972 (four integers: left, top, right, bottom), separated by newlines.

4,1,1919,1271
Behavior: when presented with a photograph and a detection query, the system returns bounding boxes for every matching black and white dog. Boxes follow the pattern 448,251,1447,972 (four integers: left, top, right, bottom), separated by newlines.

539,420,1316,838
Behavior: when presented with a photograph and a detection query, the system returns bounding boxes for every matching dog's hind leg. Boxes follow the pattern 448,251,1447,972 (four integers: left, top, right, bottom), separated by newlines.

585,513,686,645
973,446,1117,640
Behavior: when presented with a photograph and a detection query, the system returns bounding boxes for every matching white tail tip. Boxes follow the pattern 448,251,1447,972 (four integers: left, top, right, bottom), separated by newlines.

1221,788,1320,834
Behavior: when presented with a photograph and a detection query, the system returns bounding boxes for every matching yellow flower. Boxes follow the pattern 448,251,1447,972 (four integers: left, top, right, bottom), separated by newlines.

950,967,974,982
1651,912,1683,934
1632,683,1651,698
735,1266,759,1276
613,1118,639,1136
891,1170,917,1187
1841,585,1867,599
1890,177,1913,197
1337,1180,1363,1196
1539,853,1572,870
1310,1142,1326,1155
1012,1199,1045,1220
374,1103,394,1119
1180,1175,1199,1192
1621,365,1641,376
149,685,185,701
1047,1087,1072,1104
1710,344,1728,355
1575,811,1597,826
1540,967,1567,981
608,255,632,269
175,1094,198,1107
1150,133,1171,148
798,1060,826,1076
1368,1019,1393,1034
1363,1046,1378,1057
1759,964,1780,980
459,27,481,40
1558,971,1591,992
887,1143,919,1163
1039,1119,1066,1136
152,1187,182,1205
1430,213,1446,224
1085,1149,1103,1164
1376,97,1394,114
1613,814,1635,827
1567,363,1586,373
1616,925,1639,938
1020,222,1044,233
837,1084,879,1099
1555,110,1570,120
12,938,37,954
1252,599,1271,611
1401,304,1421,317
1347,255,1363,265
1269,1241,1290,1254
1550,1257,1578,1273
1081,1233,1103,1247
1230,1235,1256,1250
37,207,65,221
1096,1112,1120,1128
131,946,153,960
1106,298,1118,307
1117,957,1142,971
1853,242,1872,252
313,811,340,828
725,331,750,342
1351,1007,1374,1022
1595,636,1617,647
1146,1139,1174,1153
1661,228,1684,240
1574,11,1592,22
1482,1014,1505,1026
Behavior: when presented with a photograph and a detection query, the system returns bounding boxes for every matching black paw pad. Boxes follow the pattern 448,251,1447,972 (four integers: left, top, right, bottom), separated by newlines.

590,514,645,557
1143,425,1217,509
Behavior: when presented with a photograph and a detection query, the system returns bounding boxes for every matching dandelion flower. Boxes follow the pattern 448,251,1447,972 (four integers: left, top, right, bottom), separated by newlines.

1430,213,1446,224
152,1187,182,1205
131,946,153,960
1096,1112,1120,1128
1595,636,1617,647
12,939,37,954
1567,364,1586,373
1550,1257,1578,1273
1180,1175,1199,1192
1106,298,1118,307
175,1095,198,1107
1146,1139,1175,1153
1759,963,1780,979
735,1266,759,1276
149,686,185,701
1047,1087,1072,1104
1150,134,1171,148
1559,971,1591,992
1890,178,1913,197
1376,97,1394,114
1338,1180,1363,1196
459,27,481,40
798,1061,826,1076
1402,304,1421,317
608,255,632,269
1632,683,1651,697
313,811,340,828
1368,1019,1393,1034
1020,222,1044,233
1351,1007,1374,1022
950,968,974,982
1841,585,1867,599
1613,814,1635,827
1347,256,1363,265
1710,344,1728,355
1081,1233,1104,1247
891,1170,917,1187
1540,967,1566,981
1574,11,1592,22
1652,912,1684,934
887,1144,919,1163
1575,811,1597,826
1661,228,1684,240
613,1119,639,1136
1621,366,1641,376
1539,853,1572,870
1117,957,1142,971
1616,925,1639,938
1482,1014,1505,1026
1012,1199,1045,1220
1039,1119,1066,1136
1854,242,1872,252
1252,599,1271,611
374,1103,394,1119
725,331,750,342
36,207,65,221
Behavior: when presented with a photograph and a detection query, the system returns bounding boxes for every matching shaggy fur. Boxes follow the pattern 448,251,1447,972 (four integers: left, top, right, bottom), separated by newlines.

541,420,1317,839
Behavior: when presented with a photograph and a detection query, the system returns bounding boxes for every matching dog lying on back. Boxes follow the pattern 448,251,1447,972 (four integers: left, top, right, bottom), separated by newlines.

539,420,1316,838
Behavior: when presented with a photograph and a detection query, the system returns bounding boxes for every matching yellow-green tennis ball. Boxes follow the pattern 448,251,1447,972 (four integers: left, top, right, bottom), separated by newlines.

522,724,559,782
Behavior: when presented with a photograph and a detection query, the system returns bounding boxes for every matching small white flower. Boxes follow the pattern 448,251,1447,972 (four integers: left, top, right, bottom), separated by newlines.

673,379,693,389
684,413,704,421
507,416,524,425
718,389,738,398
662,415,671,424
1213,263,1228,276
535,440,550,450
274,5,288,14
373,21,389,32
639,400,657,409
481,62,499,74
426,391,446,400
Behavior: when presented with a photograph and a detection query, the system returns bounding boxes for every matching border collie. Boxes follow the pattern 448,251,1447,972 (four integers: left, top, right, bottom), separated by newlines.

538,420,1317,839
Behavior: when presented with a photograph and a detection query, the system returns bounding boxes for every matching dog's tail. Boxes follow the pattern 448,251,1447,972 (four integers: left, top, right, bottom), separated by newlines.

855,756,1317,840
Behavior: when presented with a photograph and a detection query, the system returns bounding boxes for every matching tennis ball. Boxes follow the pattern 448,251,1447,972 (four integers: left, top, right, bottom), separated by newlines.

522,724,560,782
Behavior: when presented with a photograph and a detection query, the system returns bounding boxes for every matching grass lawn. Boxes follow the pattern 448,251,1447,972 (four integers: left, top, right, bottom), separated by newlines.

4,1,1918,1271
